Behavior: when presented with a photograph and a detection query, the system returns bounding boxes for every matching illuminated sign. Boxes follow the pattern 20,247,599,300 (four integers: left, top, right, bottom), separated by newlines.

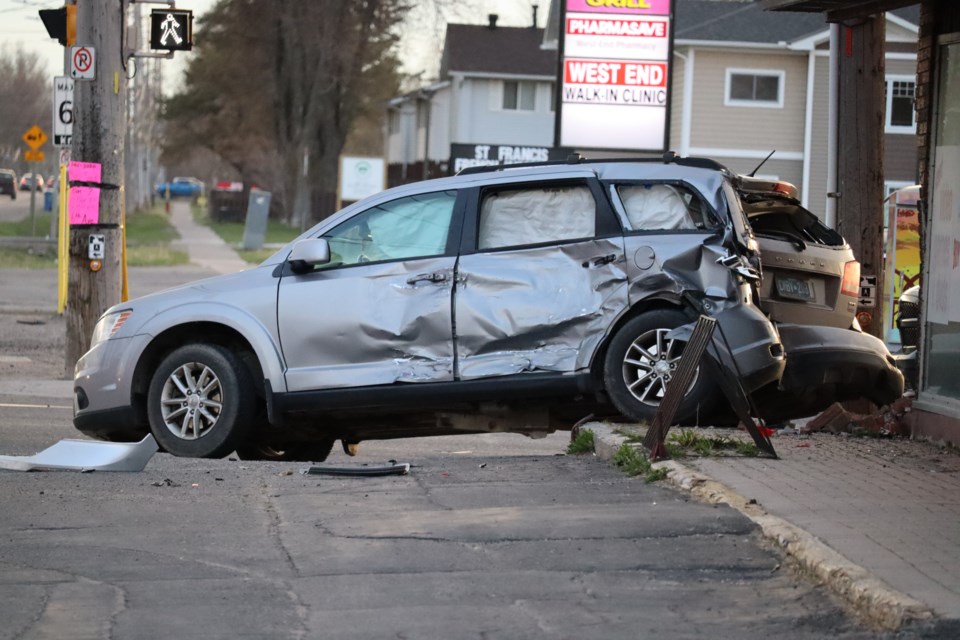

558,0,673,151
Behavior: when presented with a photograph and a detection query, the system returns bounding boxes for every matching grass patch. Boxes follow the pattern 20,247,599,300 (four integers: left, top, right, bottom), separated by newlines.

612,443,669,483
667,429,760,458
0,247,58,268
567,429,595,455
0,205,187,267
0,212,55,237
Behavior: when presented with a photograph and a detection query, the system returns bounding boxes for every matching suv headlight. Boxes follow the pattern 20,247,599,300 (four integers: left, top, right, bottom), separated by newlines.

90,310,132,347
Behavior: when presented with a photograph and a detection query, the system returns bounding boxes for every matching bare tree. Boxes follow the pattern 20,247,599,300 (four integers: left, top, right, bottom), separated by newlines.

0,46,51,169
273,0,407,227
161,0,408,224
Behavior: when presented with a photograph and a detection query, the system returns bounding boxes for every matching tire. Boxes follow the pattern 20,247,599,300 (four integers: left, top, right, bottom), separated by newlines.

147,343,255,458
603,309,720,425
235,438,334,462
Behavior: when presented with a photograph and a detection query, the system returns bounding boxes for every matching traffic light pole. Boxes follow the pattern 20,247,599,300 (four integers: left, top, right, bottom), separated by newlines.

65,0,126,376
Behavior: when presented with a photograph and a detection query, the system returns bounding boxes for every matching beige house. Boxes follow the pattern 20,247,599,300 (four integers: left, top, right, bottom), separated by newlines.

667,2,919,216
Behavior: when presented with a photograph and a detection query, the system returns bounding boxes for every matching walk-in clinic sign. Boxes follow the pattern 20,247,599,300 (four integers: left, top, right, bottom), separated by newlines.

558,0,673,151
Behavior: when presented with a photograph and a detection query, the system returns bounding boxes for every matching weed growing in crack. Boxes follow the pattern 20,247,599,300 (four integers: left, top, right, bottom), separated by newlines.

612,444,669,483
567,429,595,455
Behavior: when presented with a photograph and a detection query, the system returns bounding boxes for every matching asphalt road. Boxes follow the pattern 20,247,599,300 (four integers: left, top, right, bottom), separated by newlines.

2,388,918,640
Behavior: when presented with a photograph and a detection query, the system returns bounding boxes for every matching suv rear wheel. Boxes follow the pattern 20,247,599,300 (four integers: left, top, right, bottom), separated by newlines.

603,309,720,425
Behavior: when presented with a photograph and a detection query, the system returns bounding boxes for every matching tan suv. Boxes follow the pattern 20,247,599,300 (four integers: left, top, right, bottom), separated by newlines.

739,176,860,329
737,176,903,421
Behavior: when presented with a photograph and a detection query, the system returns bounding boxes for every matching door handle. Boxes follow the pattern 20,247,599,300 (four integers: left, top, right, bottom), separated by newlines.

406,272,449,285
581,254,617,268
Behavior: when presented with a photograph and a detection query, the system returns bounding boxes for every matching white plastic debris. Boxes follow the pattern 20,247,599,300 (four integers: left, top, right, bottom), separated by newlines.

0,435,158,472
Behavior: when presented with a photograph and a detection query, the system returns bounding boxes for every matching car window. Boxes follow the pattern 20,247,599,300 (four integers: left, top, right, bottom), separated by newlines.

616,183,717,231
478,185,596,250
322,190,456,266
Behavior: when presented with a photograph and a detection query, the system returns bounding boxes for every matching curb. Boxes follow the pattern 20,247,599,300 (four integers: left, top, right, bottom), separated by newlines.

582,422,935,631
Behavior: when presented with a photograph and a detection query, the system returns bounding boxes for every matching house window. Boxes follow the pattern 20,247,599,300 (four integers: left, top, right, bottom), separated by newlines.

388,111,400,135
886,77,916,133
724,69,784,108
503,80,536,111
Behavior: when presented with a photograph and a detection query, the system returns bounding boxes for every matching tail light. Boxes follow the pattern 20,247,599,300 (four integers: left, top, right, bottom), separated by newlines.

841,260,860,297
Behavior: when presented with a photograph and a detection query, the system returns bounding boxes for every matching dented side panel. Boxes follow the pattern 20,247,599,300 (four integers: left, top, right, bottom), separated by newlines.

278,256,456,392
455,238,629,379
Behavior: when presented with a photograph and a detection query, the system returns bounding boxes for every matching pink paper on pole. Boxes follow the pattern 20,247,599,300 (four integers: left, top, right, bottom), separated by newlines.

67,161,102,225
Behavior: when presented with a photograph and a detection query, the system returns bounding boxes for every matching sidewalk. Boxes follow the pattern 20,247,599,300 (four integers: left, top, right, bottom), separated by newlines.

168,199,249,275
588,422,960,632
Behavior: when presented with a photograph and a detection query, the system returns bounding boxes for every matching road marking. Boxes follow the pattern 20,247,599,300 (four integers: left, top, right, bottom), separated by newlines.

0,402,72,410
0,355,31,363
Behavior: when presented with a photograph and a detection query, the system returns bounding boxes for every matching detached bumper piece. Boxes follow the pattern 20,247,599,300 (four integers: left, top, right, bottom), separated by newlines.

753,324,905,422
0,435,158,472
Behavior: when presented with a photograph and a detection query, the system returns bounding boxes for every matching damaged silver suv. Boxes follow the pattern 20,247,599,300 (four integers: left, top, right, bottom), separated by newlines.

74,157,786,460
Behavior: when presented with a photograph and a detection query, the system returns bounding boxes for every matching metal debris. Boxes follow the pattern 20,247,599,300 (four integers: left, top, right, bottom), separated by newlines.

301,463,410,477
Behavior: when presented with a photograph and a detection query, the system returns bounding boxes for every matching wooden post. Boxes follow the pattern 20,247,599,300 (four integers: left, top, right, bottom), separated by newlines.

65,0,125,376
836,17,886,338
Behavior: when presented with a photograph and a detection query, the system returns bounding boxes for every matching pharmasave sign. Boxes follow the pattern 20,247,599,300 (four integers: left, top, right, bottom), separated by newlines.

557,0,674,152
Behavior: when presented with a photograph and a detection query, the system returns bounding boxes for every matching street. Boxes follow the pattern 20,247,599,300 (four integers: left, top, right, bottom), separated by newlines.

0,400,886,640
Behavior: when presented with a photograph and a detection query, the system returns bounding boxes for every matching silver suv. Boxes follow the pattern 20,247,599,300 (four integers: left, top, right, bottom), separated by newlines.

74,157,789,460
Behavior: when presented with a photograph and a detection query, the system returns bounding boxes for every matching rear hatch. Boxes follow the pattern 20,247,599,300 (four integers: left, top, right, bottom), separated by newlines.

737,177,860,329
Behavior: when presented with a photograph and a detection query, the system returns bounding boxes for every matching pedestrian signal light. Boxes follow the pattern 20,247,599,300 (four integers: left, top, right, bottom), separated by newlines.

150,10,193,51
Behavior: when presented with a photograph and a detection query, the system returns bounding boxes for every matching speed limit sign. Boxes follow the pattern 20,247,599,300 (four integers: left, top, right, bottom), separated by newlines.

53,76,74,147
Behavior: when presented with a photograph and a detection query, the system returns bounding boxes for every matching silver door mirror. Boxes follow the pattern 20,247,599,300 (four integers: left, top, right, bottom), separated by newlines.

288,238,331,273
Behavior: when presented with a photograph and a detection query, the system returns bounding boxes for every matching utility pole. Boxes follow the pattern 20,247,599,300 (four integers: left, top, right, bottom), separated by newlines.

65,0,126,375
836,17,885,340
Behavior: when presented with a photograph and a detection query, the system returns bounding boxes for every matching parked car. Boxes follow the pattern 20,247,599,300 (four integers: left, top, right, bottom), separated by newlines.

737,176,904,421
19,173,43,191
74,157,789,460
156,176,204,199
0,169,16,199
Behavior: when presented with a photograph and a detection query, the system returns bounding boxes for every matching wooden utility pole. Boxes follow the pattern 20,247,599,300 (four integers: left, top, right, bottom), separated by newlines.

836,17,886,339
66,0,125,375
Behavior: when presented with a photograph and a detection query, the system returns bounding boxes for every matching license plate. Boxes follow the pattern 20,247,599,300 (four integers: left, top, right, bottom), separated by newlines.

776,276,815,301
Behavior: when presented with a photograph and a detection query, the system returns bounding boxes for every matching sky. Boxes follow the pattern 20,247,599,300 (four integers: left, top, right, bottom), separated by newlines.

0,0,545,92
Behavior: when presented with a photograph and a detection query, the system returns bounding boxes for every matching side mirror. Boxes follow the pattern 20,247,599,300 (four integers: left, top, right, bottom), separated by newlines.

287,238,331,273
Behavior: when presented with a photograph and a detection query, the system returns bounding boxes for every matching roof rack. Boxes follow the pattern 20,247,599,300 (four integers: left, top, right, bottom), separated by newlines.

455,152,731,176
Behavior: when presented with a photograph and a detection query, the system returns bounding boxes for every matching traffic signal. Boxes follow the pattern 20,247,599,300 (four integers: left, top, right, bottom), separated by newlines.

39,5,77,47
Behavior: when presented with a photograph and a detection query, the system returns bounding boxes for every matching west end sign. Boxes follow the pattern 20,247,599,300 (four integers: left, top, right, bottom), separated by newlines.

557,0,674,152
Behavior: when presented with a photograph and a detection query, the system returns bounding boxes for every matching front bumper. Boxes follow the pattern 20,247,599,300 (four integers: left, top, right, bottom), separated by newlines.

752,323,905,422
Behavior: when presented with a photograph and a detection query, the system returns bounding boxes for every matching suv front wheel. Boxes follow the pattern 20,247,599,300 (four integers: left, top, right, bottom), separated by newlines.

147,343,255,458
603,309,720,425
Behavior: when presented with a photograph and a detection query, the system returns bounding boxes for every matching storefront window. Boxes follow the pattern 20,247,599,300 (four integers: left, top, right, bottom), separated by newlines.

923,38,960,404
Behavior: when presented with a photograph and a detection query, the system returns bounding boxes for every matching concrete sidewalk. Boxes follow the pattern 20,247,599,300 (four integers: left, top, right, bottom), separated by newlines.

587,423,960,632
168,199,250,274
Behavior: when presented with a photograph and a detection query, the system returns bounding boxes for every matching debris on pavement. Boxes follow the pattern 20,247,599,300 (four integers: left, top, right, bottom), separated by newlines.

302,463,410,477
802,398,913,437
0,435,158,472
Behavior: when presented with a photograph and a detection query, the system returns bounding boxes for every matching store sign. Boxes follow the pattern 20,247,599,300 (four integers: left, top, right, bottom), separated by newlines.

449,143,571,175
340,156,385,202
558,0,673,151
